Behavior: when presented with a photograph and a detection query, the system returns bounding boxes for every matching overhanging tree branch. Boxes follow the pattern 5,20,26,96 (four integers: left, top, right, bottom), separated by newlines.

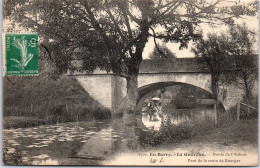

150,27,171,60
103,0,126,42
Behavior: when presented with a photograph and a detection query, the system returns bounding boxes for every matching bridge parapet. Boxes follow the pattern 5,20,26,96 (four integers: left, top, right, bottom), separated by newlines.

69,58,210,76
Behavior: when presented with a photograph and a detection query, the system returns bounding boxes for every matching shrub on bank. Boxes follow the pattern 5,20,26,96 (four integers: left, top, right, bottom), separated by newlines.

3,142,32,165
11,105,112,125
139,118,193,147
3,116,46,129
139,116,217,147
46,105,111,124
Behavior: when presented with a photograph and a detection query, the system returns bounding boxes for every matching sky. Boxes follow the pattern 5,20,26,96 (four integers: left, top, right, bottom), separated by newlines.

142,15,259,59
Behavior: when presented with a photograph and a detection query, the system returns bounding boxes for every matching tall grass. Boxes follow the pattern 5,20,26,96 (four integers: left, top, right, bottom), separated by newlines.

139,116,216,147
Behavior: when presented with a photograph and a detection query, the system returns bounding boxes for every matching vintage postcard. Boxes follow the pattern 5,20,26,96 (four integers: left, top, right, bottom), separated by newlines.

2,0,258,166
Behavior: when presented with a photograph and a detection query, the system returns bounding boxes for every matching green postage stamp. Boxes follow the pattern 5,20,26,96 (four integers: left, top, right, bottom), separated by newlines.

5,33,38,76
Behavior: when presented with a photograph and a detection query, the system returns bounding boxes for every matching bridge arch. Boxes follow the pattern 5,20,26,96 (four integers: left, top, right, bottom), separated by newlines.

137,72,212,92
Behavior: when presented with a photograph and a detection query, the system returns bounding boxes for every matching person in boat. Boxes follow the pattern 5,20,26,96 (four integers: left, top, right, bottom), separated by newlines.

157,102,163,117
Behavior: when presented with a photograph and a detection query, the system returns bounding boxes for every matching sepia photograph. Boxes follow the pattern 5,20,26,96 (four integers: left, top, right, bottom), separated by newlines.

1,0,259,166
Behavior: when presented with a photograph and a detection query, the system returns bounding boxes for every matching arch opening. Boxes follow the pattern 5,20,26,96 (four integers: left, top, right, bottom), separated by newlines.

117,81,225,130
117,81,225,113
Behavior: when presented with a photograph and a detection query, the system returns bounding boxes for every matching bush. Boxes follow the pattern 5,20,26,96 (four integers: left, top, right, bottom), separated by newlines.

139,115,219,147
45,106,111,124
139,118,193,147
3,142,32,165
89,107,111,120
3,116,46,129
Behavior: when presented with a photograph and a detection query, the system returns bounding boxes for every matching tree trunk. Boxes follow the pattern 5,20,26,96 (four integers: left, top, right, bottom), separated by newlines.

121,74,140,150
244,81,251,116
120,21,149,150
237,101,241,121
127,76,138,106
211,74,219,124
123,75,138,125
246,98,250,118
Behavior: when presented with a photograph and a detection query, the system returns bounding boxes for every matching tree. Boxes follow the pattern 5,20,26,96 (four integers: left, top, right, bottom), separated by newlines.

233,55,257,114
193,24,258,121
148,44,176,60
223,24,258,114
192,32,232,122
4,0,258,148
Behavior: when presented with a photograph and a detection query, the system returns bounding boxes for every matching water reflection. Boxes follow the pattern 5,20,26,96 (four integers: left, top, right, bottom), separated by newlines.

142,108,216,130
76,126,123,159
142,113,162,130
3,120,122,165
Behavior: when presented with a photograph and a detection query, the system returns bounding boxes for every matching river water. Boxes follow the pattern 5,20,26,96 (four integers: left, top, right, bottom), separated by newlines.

142,108,216,130
3,108,216,166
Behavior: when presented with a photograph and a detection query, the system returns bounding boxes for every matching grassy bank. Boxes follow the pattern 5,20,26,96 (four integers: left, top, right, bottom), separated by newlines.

3,66,111,127
3,116,46,129
195,119,258,147
139,115,258,148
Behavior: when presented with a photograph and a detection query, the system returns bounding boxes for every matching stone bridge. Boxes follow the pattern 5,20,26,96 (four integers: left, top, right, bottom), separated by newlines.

69,58,244,114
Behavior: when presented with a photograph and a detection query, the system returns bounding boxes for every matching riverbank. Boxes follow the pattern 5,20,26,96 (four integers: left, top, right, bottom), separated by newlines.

3,116,109,129
3,116,46,129
105,119,258,166
3,72,111,125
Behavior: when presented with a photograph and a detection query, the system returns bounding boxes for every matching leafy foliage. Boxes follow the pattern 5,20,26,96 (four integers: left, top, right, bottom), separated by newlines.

3,142,32,165
192,32,232,103
139,118,192,147
193,23,258,117
139,115,219,147
224,25,258,114
148,44,176,60
222,25,257,99
4,0,256,77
